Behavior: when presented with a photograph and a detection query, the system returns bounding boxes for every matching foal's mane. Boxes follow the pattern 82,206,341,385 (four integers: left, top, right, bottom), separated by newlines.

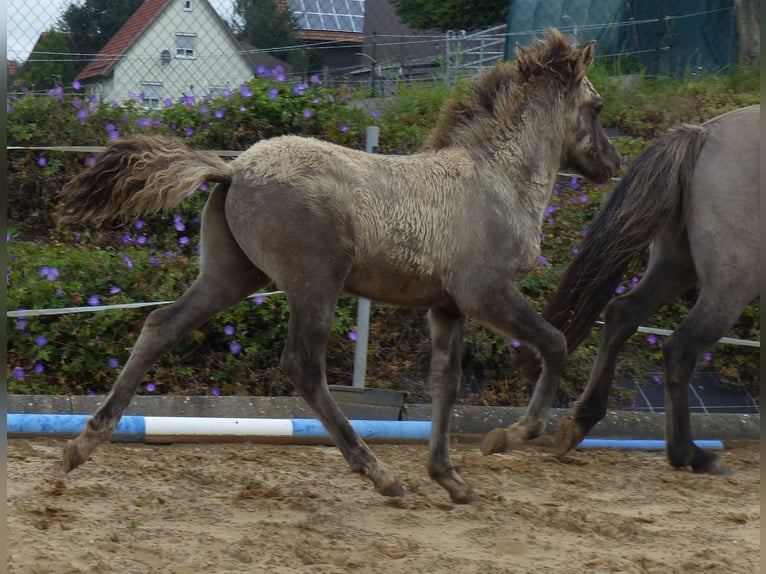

426,29,587,151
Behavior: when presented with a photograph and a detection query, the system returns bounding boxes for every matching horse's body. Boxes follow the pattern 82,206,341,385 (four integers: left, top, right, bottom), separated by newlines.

58,31,620,502
513,105,760,474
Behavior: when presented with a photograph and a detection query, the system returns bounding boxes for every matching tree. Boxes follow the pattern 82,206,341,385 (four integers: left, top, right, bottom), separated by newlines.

18,30,78,90
57,0,143,72
391,0,512,32
231,0,299,53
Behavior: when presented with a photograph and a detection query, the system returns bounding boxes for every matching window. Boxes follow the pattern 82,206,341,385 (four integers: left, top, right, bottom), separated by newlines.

175,34,196,59
183,0,193,11
140,83,162,109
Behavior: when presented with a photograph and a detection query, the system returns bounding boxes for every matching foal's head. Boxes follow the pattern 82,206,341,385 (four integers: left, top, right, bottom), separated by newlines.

514,32,621,183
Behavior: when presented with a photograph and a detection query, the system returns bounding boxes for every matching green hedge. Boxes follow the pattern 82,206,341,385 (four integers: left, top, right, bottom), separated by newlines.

6,71,760,405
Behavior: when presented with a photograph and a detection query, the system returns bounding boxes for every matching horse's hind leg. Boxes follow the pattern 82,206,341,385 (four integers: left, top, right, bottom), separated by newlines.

425,306,474,503
663,291,749,475
280,290,404,498
556,238,696,454
64,185,268,471
463,287,568,455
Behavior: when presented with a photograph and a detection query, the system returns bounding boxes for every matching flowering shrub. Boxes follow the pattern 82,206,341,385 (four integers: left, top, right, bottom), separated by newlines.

6,70,760,404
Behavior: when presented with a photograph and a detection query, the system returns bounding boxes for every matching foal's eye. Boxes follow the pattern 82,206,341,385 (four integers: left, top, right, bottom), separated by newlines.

594,103,604,114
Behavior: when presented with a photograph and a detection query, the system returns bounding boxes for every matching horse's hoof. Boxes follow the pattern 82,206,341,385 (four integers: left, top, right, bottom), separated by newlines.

554,417,585,455
480,428,509,455
693,453,732,476
378,481,405,498
449,485,476,504
63,440,87,473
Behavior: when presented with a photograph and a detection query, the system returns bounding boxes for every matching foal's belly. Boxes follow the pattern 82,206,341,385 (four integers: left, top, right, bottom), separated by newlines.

344,264,451,308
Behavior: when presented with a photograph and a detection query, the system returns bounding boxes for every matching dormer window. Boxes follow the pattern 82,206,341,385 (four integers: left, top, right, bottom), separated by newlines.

175,34,196,59
184,0,193,11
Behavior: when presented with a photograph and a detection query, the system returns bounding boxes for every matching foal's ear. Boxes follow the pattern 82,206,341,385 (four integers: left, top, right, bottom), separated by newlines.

574,40,597,82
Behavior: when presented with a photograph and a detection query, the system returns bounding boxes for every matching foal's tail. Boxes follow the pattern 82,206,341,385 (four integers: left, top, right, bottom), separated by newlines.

514,123,706,379
57,135,233,225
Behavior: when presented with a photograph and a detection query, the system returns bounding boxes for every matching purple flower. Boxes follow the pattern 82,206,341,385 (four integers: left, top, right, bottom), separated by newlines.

629,276,640,289
35,335,48,346
12,367,24,380
199,104,208,115
184,127,194,137
229,341,242,354
339,125,349,133
538,255,548,266
704,352,713,362
149,256,160,266
211,386,221,396
509,338,522,348
87,156,97,167
109,286,121,295
303,109,312,118
123,255,134,269
646,334,658,345
39,266,60,281
570,176,580,190
544,205,558,217
293,84,306,96
269,88,279,101
615,285,625,294
214,108,225,119
108,358,119,368
580,194,588,203
310,74,320,85
163,97,174,108
253,295,266,305
54,86,64,100
652,374,662,383
88,295,101,306
37,156,47,167
222,87,232,98
137,235,147,245
179,236,190,245
137,118,151,129
135,219,144,230
240,84,253,98
348,329,357,342
256,65,268,76
34,363,45,373
630,403,639,411
121,233,132,244
108,129,120,140
174,220,186,232
224,324,235,336
73,80,81,90
16,318,26,330
77,109,88,124
145,381,156,393
572,246,580,254
87,390,96,396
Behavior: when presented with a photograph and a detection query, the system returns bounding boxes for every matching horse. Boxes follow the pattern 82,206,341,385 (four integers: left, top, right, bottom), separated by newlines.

57,30,620,503
509,105,760,475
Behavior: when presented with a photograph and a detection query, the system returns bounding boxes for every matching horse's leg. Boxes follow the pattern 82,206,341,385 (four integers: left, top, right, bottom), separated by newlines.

280,291,404,498
465,287,567,455
663,291,749,475
556,238,697,454
64,185,268,471
425,306,474,503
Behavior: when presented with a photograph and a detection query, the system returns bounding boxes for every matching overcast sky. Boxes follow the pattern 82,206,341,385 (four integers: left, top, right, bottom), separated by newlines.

7,0,235,61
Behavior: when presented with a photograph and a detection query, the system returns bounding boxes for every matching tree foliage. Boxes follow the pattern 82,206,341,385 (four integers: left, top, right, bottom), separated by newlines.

18,30,78,90
56,0,143,76
391,0,512,32
231,0,299,51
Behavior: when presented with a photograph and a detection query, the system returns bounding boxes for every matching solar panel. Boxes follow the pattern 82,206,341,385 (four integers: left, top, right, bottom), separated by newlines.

288,0,365,33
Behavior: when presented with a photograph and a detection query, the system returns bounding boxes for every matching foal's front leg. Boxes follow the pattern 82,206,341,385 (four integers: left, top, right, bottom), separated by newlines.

426,307,474,503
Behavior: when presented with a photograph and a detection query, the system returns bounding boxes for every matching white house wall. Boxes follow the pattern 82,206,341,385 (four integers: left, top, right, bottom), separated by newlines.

101,0,253,103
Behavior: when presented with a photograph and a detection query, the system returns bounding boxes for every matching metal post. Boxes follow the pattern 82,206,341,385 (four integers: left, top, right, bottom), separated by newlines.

351,126,379,388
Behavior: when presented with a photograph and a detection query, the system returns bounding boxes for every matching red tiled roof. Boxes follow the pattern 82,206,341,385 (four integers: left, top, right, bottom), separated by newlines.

8,60,18,76
76,0,172,81
295,30,363,44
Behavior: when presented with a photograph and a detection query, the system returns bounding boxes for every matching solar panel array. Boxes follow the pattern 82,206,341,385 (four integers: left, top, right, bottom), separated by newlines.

288,0,365,33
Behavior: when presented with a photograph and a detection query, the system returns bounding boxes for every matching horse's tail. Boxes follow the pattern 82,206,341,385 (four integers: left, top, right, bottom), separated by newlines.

514,124,706,379
57,135,233,225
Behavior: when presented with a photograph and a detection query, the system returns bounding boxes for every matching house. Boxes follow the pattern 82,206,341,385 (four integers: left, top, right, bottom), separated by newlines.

76,0,271,106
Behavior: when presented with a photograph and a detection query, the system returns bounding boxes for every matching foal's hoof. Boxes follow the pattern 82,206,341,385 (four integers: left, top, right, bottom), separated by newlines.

63,439,89,473
554,417,585,455
431,468,476,504
480,428,510,455
692,452,732,476
480,423,532,455
378,481,406,498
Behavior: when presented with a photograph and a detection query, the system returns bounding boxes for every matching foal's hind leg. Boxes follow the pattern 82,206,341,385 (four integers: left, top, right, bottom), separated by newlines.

556,240,696,454
463,287,568,455
64,186,268,471
280,290,404,498
425,306,474,503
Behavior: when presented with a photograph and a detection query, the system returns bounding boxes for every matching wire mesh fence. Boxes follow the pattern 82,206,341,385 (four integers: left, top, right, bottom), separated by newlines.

7,0,747,102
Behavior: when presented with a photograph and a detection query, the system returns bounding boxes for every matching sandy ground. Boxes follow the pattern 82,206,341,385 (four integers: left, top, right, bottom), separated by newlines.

7,437,760,574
